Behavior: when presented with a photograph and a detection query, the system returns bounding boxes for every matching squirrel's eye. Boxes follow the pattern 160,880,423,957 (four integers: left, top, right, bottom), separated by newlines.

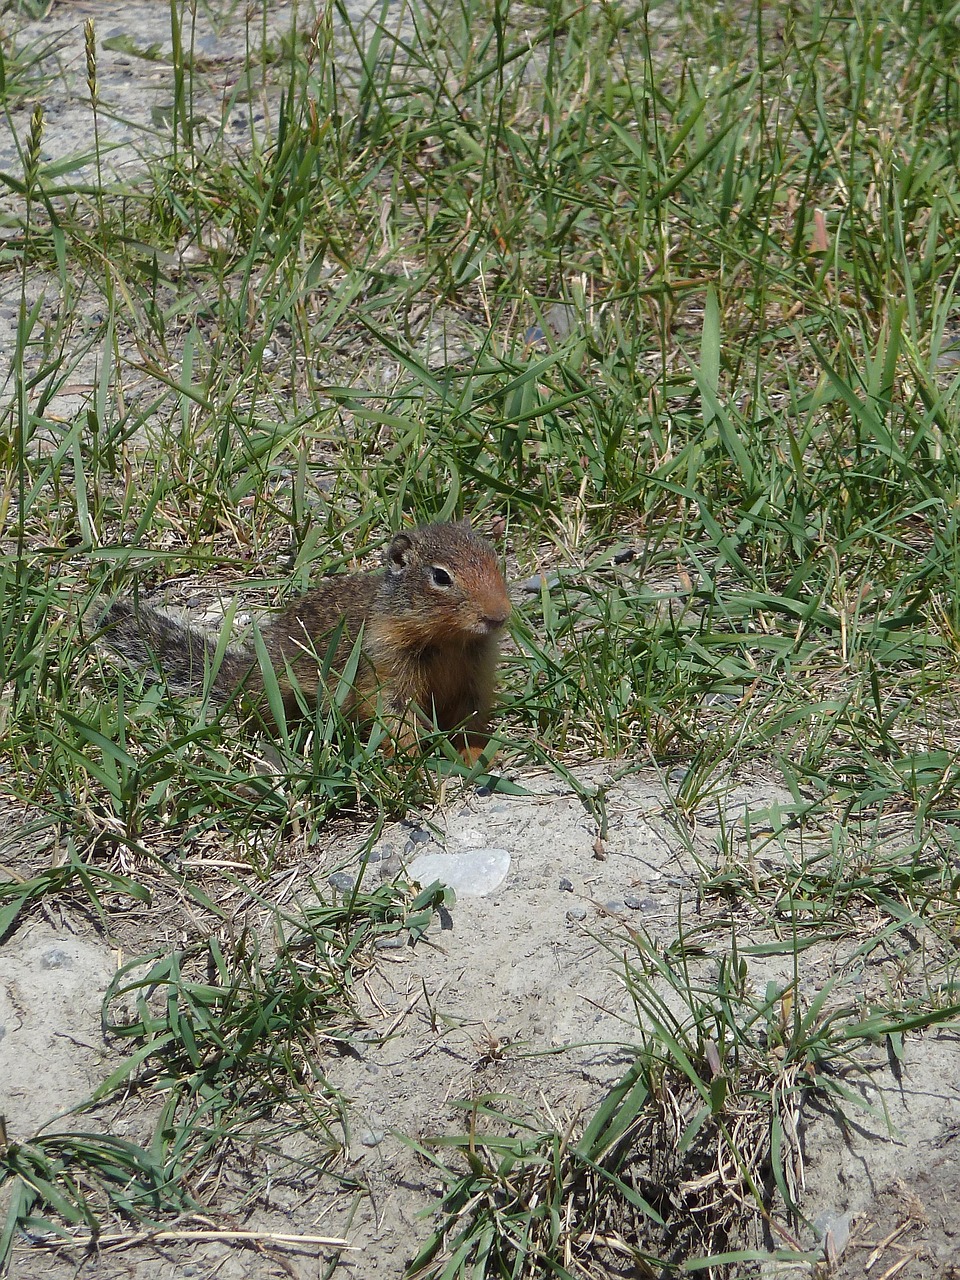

430,566,453,588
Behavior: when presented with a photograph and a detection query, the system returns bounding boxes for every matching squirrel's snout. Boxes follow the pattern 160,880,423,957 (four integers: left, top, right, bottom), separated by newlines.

479,598,512,632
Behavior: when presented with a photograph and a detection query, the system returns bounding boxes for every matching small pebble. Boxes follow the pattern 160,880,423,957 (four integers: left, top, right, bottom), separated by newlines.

813,1211,851,1260
359,1127,386,1148
624,894,643,910
559,877,574,893
407,827,432,846
456,826,485,845
706,691,741,708
519,572,561,594
40,948,72,970
566,905,587,922
328,872,359,895
544,303,578,339
613,547,636,564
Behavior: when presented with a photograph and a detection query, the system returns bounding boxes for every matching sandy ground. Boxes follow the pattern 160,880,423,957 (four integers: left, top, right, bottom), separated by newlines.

3,765,960,1277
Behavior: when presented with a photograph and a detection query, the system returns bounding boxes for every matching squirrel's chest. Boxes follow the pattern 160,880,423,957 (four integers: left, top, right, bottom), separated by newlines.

379,642,483,716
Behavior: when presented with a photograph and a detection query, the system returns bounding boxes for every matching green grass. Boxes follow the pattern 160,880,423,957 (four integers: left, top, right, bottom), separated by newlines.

3,0,960,1272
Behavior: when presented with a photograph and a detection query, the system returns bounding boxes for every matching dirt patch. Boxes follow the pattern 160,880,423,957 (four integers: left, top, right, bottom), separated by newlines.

834,1160,960,1279
1,924,117,1137
4,765,960,1277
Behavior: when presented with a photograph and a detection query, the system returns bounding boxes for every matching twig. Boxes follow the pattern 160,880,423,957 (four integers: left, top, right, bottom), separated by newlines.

875,1250,921,1280
864,1221,913,1271
40,1228,354,1253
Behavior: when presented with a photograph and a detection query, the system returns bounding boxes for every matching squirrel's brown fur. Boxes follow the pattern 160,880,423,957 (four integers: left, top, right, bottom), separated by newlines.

99,521,512,761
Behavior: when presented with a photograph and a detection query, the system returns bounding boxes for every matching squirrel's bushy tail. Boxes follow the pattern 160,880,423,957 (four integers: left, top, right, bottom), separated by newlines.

98,600,253,703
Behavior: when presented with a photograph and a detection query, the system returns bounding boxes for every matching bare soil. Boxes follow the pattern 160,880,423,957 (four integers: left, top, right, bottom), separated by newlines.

4,766,960,1278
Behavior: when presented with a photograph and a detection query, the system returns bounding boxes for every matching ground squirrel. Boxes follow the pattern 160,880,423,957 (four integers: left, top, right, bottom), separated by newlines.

99,521,513,762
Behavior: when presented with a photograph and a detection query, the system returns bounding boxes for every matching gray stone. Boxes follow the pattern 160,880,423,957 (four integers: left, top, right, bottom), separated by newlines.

328,871,359,895
813,1211,851,1260
624,895,660,913
544,303,578,340
408,848,511,897
566,905,587,922
519,572,561,594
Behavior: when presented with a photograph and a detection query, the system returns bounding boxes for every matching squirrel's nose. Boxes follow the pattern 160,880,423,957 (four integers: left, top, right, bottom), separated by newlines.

482,600,512,630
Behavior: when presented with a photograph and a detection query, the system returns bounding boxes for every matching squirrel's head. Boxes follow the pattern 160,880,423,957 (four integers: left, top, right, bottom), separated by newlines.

382,521,512,642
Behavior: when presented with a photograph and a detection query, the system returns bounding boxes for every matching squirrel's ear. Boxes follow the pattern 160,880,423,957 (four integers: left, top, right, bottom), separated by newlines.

459,516,474,532
385,532,414,573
